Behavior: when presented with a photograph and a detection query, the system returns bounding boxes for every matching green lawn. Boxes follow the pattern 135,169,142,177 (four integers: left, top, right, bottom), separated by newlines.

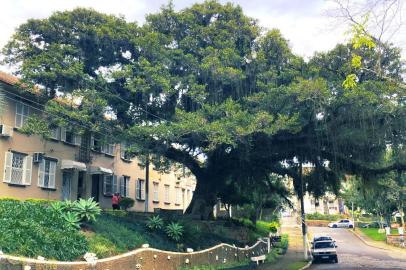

358,228,398,241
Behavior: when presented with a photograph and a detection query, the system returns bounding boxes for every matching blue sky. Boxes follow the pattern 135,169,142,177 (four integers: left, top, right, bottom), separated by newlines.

0,0,404,72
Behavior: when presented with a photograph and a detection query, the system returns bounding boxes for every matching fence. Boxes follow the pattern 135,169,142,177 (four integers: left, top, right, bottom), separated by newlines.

386,234,405,248
0,238,270,270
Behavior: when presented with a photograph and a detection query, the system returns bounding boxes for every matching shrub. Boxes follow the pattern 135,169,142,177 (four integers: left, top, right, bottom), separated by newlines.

165,222,184,242
147,215,164,231
306,213,345,221
0,200,87,260
62,211,81,229
256,220,279,235
25,198,54,205
104,209,128,217
72,198,101,222
119,197,135,211
269,221,279,233
86,233,119,258
0,197,20,202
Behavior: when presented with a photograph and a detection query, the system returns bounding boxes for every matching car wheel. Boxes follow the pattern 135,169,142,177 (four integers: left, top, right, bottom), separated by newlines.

349,225,353,228
333,224,337,228
333,256,338,263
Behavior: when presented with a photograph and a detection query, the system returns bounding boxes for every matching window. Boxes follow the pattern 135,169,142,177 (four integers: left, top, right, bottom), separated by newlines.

49,127,60,140
164,184,170,203
120,176,130,197
153,182,159,202
136,179,145,200
92,136,115,155
15,102,30,128
120,143,132,161
103,143,115,156
175,187,181,205
61,127,81,146
91,136,103,152
38,159,57,189
3,152,32,185
103,175,117,196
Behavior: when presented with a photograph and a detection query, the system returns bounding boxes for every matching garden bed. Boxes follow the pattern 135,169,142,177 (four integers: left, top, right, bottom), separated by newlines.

0,198,275,261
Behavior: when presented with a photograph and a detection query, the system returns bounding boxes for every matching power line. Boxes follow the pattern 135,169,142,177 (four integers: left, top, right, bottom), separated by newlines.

92,83,170,123
2,94,118,142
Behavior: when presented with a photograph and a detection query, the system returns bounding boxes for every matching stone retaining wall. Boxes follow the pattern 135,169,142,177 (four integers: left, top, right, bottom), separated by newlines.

0,239,270,270
305,220,330,227
386,234,405,248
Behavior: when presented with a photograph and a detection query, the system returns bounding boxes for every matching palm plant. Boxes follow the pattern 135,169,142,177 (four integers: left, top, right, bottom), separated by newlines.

147,215,164,230
165,222,184,242
62,211,81,230
72,198,101,222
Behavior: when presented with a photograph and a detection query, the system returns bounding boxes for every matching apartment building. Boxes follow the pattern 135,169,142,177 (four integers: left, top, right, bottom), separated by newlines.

0,71,195,212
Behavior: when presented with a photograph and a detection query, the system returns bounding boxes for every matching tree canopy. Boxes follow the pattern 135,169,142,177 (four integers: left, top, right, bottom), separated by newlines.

2,0,405,218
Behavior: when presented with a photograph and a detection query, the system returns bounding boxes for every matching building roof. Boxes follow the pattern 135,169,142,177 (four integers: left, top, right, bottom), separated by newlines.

0,71,42,95
0,71,20,86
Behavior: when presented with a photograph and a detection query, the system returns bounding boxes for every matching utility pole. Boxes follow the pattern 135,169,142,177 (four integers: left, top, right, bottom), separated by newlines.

299,162,308,260
352,201,355,231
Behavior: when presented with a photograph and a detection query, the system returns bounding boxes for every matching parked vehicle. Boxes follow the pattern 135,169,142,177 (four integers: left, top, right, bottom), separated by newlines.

328,219,354,228
311,236,335,248
313,236,334,243
361,221,388,228
311,240,338,263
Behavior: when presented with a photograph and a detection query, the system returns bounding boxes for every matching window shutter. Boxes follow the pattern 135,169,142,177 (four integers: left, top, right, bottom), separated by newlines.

75,135,82,146
119,176,124,196
141,180,145,200
3,152,13,183
103,175,107,195
23,104,30,117
120,143,125,159
136,180,140,199
15,102,22,128
60,127,67,142
38,159,45,187
90,135,95,149
112,175,117,194
23,156,32,185
126,178,130,197
49,161,56,188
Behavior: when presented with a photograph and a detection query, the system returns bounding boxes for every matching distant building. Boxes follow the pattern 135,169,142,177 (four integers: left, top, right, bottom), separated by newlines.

0,71,196,212
285,163,346,216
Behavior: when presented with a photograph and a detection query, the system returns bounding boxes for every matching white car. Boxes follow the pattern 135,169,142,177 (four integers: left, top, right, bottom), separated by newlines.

311,240,338,263
328,219,354,228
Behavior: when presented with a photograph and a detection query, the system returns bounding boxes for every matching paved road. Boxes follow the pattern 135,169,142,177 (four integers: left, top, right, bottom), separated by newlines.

308,226,406,270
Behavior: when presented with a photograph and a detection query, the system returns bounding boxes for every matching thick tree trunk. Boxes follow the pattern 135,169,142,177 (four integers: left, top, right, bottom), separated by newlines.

185,174,217,219
399,207,404,228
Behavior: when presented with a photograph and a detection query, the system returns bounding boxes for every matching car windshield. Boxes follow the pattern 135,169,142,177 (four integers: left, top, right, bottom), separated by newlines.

315,237,331,241
315,242,335,249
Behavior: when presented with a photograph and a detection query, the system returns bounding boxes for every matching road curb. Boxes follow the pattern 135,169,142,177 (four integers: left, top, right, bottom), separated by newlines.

349,229,393,251
299,259,313,270
299,236,313,270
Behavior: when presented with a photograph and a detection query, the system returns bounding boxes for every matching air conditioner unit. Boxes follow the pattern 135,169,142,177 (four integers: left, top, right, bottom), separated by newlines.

0,124,13,137
33,153,44,163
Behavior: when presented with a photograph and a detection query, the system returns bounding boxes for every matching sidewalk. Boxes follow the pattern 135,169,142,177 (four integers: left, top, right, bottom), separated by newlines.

351,228,406,259
258,216,310,270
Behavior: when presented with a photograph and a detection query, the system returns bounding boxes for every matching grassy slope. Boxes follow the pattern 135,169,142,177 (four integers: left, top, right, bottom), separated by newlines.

358,228,398,241
85,212,270,258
